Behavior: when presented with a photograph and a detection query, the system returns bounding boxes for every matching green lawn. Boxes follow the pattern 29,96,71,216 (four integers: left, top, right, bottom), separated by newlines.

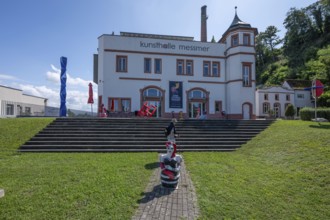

184,120,330,219
0,118,329,219
0,118,157,220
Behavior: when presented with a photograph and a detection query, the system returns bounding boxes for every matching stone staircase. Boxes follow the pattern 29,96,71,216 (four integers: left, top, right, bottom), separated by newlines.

19,118,274,152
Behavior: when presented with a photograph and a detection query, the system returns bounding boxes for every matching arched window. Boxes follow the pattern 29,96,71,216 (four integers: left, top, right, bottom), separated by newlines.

143,88,162,97
188,90,206,99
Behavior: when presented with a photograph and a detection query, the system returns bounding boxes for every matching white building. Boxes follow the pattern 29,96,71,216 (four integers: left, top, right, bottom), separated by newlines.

94,6,258,119
255,86,294,118
282,80,314,114
255,80,313,118
0,85,47,117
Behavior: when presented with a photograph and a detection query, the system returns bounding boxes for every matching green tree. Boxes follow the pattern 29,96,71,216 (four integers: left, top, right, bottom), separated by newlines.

261,26,283,61
303,45,330,82
285,104,295,119
255,26,283,85
318,91,330,107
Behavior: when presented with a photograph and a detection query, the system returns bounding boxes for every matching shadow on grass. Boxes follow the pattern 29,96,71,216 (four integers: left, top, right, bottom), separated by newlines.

137,184,175,204
309,123,330,129
144,162,159,170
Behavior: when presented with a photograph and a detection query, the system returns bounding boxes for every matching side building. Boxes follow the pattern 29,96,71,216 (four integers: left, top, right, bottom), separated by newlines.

94,6,258,119
255,80,314,118
0,85,48,117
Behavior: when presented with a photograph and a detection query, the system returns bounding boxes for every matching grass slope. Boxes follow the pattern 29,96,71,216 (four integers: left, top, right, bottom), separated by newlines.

184,120,330,219
0,118,157,220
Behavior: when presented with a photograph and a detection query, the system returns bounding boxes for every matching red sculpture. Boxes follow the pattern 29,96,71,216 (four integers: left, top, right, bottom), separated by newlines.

137,102,157,117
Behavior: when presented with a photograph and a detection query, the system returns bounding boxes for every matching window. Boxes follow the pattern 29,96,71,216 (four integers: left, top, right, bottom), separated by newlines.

144,58,152,73
25,107,31,115
212,62,220,77
189,90,206,99
264,94,268,101
154,59,162,74
121,99,131,112
177,59,184,75
215,101,222,113
243,34,250,46
262,103,270,114
143,88,162,97
242,63,252,87
297,94,304,99
203,61,210,76
109,98,131,112
116,56,127,72
6,104,14,115
275,94,279,101
186,60,193,75
109,98,119,112
231,34,239,47
286,94,290,101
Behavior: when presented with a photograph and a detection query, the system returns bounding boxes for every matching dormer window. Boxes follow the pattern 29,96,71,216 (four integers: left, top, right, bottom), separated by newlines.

231,34,239,47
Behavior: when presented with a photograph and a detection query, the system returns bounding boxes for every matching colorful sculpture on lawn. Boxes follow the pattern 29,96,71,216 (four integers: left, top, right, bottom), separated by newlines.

159,141,183,188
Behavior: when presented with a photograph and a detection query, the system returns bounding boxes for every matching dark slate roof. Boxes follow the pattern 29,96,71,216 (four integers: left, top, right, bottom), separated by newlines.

228,11,251,31
285,79,312,89
219,7,256,43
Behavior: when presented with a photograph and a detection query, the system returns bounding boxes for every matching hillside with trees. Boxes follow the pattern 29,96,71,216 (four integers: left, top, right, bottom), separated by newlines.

256,0,330,106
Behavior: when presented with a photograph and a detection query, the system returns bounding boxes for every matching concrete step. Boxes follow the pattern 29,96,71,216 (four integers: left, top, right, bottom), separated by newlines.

19,118,273,152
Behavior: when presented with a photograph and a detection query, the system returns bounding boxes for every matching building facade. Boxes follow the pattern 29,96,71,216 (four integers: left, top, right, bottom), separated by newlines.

282,80,314,114
0,85,48,117
94,7,258,119
255,80,314,118
255,86,295,118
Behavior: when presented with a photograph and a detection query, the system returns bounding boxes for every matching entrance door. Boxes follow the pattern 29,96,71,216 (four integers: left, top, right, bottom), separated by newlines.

189,102,204,118
274,103,280,118
243,104,250,119
148,100,161,118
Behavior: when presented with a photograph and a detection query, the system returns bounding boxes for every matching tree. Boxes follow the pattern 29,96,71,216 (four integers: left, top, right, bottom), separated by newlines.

318,91,330,107
303,45,330,82
285,104,295,119
261,26,283,61
255,26,283,84
283,2,330,73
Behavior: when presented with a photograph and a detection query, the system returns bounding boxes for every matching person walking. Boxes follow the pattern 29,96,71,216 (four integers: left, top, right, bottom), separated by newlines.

165,118,178,143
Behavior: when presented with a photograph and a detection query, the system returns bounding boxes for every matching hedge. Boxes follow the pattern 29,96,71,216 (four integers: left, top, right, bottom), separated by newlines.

300,107,330,121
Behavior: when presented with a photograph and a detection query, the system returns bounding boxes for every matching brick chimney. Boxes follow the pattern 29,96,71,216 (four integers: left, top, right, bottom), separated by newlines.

201,5,208,42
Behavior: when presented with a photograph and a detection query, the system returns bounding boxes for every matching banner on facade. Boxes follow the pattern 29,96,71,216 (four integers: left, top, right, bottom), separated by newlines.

169,81,183,108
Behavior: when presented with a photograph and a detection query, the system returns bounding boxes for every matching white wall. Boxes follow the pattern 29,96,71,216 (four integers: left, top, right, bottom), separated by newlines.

0,86,47,117
255,86,295,117
98,31,256,118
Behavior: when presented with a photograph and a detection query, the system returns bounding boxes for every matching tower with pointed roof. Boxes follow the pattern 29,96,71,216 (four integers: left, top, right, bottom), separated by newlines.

220,7,258,119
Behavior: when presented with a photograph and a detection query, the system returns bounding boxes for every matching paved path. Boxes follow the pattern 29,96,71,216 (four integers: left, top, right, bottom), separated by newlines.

132,160,199,220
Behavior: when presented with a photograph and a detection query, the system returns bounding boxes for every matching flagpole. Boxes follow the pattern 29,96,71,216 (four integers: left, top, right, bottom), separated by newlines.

315,94,317,120
91,104,93,116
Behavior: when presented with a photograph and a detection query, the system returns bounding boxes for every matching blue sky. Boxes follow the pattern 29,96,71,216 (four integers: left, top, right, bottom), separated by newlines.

0,0,316,111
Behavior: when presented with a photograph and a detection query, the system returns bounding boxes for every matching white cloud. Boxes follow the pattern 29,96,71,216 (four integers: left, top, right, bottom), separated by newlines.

13,64,98,111
46,64,93,88
16,83,97,111
46,71,60,84
0,74,20,81
2,65,97,112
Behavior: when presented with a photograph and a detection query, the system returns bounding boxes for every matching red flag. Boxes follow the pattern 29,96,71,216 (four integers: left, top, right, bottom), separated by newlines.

313,79,324,98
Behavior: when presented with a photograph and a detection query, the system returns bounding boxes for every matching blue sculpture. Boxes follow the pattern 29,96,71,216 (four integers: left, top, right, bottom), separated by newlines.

59,57,67,117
